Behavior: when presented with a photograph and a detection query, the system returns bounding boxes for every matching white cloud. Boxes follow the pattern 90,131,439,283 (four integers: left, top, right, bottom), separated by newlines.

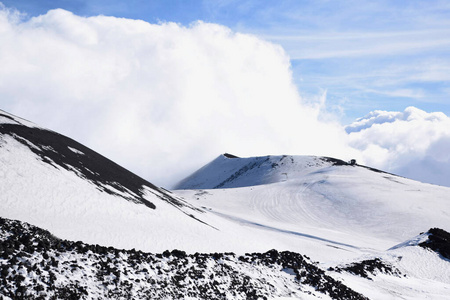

2,6,449,188
0,7,356,187
346,107,450,186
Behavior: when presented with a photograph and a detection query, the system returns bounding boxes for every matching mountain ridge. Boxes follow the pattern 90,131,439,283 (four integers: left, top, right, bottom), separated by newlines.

1,109,450,299
174,153,399,190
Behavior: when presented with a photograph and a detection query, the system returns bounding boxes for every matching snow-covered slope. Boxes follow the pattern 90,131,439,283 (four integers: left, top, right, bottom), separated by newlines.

175,153,450,247
0,109,214,252
174,153,385,189
173,153,450,299
174,154,342,189
2,109,450,299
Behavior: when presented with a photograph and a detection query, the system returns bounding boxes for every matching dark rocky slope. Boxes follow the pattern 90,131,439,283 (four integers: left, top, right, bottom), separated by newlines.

0,217,367,300
0,117,198,212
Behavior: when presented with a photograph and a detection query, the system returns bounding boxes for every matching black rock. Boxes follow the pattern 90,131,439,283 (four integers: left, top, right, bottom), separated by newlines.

419,228,450,260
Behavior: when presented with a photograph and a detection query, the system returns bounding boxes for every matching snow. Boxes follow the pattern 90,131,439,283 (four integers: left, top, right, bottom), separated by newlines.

1,219,352,299
67,146,85,155
173,154,450,299
0,134,216,252
2,118,450,299
2,133,450,259
388,233,430,250
174,154,335,189
175,156,450,253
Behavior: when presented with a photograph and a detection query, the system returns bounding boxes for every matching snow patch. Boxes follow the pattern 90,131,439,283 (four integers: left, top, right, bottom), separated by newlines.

388,233,430,250
68,146,84,155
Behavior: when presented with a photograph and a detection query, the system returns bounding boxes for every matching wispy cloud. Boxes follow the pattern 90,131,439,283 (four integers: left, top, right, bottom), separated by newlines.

263,29,450,59
220,0,450,118
363,88,426,99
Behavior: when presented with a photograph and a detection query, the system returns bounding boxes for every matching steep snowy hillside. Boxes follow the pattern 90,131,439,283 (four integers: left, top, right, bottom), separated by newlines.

0,110,183,209
0,109,213,251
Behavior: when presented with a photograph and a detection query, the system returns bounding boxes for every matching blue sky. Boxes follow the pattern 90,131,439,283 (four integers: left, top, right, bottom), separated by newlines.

3,0,450,122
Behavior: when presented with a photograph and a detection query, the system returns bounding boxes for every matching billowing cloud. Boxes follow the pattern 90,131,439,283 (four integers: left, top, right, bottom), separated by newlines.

346,107,450,186
1,6,449,188
0,6,356,187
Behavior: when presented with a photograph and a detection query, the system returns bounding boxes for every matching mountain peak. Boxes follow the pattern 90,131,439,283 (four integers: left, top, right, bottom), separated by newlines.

175,154,352,189
223,153,239,159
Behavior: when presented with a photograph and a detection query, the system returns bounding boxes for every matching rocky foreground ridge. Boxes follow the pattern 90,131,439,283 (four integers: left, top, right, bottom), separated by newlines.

0,217,370,300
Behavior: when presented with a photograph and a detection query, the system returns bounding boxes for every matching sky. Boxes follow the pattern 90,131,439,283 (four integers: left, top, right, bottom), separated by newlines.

1,0,450,187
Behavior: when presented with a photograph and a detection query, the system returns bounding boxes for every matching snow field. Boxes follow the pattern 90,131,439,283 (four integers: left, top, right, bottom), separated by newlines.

2,114,450,299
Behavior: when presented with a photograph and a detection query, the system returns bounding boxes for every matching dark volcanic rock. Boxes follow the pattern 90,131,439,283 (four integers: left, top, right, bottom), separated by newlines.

223,153,239,159
320,157,350,166
0,217,368,300
419,228,450,260
332,258,402,280
320,156,400,177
